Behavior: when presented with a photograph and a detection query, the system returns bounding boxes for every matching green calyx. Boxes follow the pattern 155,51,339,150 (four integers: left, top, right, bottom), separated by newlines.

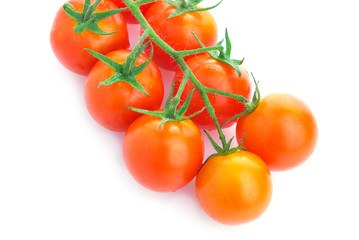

127,72,205,128
85,29,153,96
63,0,127,35
204,131,247,161
194,28,244,78
163,0,223,19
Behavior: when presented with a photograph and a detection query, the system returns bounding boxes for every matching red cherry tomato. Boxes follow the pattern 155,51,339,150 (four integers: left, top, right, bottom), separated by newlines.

123,114,204,192
144,1,218,70
111,0,154,23
84,50,164,132
236,93,318,171
50,0,129,75
196,151,272,225
174,54,252,130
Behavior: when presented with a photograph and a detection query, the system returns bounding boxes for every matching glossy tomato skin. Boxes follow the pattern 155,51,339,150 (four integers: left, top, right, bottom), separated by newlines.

196,151,272,225
174,54,252,130
111,0,154,23
123,114,204,192
84,50,164,132
144,2,218,70
236,93,318,171
50,0,129,75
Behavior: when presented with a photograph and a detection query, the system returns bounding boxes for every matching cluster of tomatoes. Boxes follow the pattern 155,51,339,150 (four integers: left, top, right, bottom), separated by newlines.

50,0,318,226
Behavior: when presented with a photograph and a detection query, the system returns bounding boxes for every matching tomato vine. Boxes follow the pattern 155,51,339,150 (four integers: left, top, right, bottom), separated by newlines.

122,0,260,155
60,0,260,155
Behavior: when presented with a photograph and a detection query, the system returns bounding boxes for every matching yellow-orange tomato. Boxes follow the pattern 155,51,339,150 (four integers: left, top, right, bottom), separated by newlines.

195,151,272,225
236,93,318,171
123,114,204,192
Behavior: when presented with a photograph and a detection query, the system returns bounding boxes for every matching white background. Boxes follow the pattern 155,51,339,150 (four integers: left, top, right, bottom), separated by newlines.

1,0,359,239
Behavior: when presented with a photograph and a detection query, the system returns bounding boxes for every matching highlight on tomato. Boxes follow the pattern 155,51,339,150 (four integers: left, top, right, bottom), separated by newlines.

84,47,164,132
111,0,155,23
236,93,318,171
174,54,251,130
123,113,204,192
50,0,129,75
195,151,273,225
144,1,218,70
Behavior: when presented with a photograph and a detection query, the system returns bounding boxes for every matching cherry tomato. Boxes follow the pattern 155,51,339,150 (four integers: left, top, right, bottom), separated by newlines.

195,151,272,225
236,93,318,171
111,0,154,23
144,1,218,70
84,50,164,132
123,114,204,192
50,0,129,75
174,54,252,130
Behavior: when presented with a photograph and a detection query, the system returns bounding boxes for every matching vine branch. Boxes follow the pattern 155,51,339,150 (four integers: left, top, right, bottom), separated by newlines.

121,0,258,152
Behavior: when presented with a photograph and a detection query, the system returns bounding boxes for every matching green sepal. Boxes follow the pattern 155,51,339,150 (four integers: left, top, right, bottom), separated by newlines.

170,72,189,111
203,131,248,164
125,71,203,126
63,3,82,22
193,29,244,77
131,42,154,76
85,48,123,72
203,130,222,153
164,80,177,114
163,0,223,19
85,46,149,96
220,109,249,129
175,107,205,121
124,107,165,119
175,88,196,118
63,0,127,35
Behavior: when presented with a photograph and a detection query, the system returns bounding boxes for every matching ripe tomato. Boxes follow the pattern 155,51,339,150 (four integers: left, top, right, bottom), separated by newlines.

111,0,154,23
144,2,218,70
195,151,272,225
236,93,318,171
84,50,164,132
50,0,129,75
174,54,252,130
123,114,204,192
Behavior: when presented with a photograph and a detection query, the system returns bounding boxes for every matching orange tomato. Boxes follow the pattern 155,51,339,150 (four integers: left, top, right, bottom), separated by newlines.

195,151,272,225
236,93,318,171
123,114,204,192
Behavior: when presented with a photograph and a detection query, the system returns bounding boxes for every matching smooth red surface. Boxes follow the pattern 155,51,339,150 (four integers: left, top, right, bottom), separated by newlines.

50,0,129,75
236,93,318,171
123,114,204,192
174,54,252,130
84,50,164,132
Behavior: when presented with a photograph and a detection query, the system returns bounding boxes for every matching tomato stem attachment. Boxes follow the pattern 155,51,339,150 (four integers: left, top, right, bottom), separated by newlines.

84,29,153,96
126,73,205,128
63,0,127,35
193,29,244,77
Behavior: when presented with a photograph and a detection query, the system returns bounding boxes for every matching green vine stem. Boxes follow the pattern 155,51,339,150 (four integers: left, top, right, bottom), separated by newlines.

122,0,259,154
